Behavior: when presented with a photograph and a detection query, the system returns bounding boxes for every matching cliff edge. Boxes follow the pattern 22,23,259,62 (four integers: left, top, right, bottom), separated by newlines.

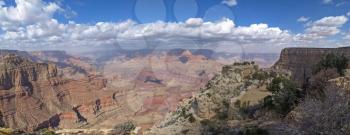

273,47,350,86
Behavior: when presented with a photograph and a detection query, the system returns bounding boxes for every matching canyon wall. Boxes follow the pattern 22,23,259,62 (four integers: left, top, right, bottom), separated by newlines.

0,54,118,131
0,54,57,90
273,47,350,86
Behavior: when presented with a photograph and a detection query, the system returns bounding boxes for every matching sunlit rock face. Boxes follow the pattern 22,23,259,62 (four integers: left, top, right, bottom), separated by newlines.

0,54,57,90
0,54,115,131
0,54,59,131
0,49,222,132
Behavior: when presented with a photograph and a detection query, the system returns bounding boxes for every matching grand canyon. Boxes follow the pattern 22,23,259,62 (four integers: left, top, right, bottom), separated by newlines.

1,47,350,135
1,0,350,134
0,48,278,134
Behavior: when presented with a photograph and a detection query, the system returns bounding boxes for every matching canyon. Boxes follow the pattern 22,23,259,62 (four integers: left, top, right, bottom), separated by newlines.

1,47,350,134
146,47,350,135
0,48,279,134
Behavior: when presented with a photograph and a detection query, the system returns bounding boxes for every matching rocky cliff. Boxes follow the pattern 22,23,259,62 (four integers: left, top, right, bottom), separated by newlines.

0,54,118,132
273,47,350,86
146,63,283,135
0,54,60,131
0,54,57,90
0,49,95,80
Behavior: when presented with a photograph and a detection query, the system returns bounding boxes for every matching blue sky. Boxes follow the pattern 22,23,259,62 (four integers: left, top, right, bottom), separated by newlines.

42,0,350,33
0,0,350,52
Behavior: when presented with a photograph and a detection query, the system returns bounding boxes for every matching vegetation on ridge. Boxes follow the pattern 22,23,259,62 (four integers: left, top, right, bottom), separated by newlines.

312,53,348,76
263,77,300,115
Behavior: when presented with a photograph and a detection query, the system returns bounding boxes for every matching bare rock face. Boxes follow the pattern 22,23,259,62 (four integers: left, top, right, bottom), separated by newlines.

0,54,59,131
30,50,96,79
0,49,94,80
273,47,350,86
0,54,57,90
0,54,118,132
0,49,225,133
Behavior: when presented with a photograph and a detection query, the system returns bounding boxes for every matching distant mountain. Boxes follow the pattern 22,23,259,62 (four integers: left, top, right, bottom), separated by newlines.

78,48,279,68
0,50,95,79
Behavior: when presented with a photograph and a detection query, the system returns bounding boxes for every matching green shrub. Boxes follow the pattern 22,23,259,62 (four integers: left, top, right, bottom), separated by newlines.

215,110,228,120
233,61,255,66
244,81,253,88
199,119,221,134
283,86,350,135
213,100,230,120
238,101,256,119
306,68,339,98
265,77,300,115
238,126,269,135
234,100,241,108
39,129,56,135
312,53,348,76
188,114,196,123
113,121,136,135
206,92,212,97
252,71,269,82
262,96,274,109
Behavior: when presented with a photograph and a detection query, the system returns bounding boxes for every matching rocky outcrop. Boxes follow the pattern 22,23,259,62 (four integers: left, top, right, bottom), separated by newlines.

0,49,95,80
273,47,350,86
328,76,350,90
0,54,60,131
30,50,96,79
0,54,120,132
0,54,57,90
146,63,266,135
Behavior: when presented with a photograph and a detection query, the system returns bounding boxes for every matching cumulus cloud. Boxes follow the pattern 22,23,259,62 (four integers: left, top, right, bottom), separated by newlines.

0,0,61,30
0,0,349,53
0,17,294,50
222,0,237,7
185,18,204,26
297,16,310,23
302,16,348,39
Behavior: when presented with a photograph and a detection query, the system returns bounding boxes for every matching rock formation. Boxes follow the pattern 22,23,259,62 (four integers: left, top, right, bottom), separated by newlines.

0,54,57,90
146,63,276,134
0,54,119,132
273,47,350,86
0,48,281,134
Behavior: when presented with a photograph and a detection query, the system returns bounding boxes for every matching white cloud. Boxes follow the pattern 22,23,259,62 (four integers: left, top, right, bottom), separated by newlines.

0,0,349,53
222,0,237,7
302,16,348,39
185,18,203,26
347,11,350,16
312,16,348,26
0,17,295,51
323,0,333,4
0,0,61,30
297,16,310,23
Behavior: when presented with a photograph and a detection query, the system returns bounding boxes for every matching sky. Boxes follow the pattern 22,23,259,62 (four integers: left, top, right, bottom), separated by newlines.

0,0,350,53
